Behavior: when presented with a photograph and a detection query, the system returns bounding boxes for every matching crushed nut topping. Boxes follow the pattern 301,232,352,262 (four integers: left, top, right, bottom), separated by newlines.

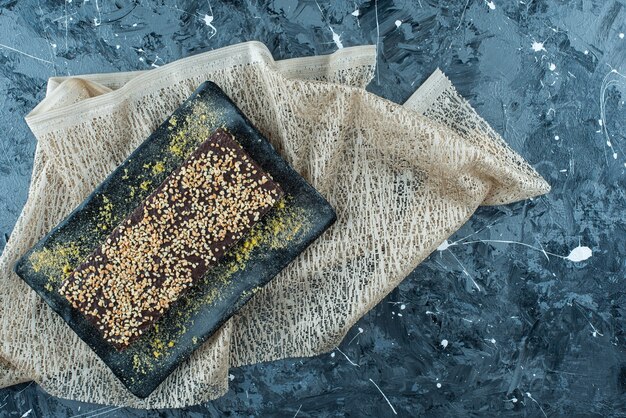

59,129,284,348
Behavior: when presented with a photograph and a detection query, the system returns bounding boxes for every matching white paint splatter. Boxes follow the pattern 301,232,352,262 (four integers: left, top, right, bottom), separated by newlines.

531,41,546,52
293,404,302,418
374,0,380,84
20,410,32,418
203,14,217,38
619,33,625,39
93,0,101,26
228,373,235,381
590,323,603,337
0,43,53,64
565,246,592,262
336,347,359,366
151,55,164,68
525,392,548,418
369,378,398,415
584,49,589,55
436,383,442,388
330,352,335,357
329,26,343,49
461,239,593,263
51,43,57,48
549,63,556,71
598,67,626,165
456,0,471,30
554,135,560,140
437,240,451,251
358,327,364,333
395,19,402,28
132,22,137,27
351,7,361,27
441,339,449,348
486,1,496,10
400,304,406,310
115,45,120,49
314,1,343,49
447,250,481,291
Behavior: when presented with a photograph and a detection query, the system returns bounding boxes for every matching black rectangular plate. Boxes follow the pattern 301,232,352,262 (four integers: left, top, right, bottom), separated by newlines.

14,81,336,398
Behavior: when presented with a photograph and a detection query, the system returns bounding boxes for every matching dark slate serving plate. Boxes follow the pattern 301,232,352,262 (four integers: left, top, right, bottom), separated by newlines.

13,81,336,398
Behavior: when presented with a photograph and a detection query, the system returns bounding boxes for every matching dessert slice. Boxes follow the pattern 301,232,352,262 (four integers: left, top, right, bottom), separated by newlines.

59,128,284,348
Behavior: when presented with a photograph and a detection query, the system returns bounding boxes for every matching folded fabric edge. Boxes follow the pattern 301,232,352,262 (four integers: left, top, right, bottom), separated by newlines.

39,42,376,123
403,68,451,115
34,44,376,144
30,78,113,122
46,44,377,95
0,356,33,388
406,68,550,204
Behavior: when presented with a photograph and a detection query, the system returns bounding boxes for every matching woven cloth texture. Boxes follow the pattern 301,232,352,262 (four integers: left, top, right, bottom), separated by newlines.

0,41,549,408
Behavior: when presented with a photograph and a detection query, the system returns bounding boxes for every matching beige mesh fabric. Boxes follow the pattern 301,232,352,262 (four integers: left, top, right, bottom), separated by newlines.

0,357,29,389
0,41,549,408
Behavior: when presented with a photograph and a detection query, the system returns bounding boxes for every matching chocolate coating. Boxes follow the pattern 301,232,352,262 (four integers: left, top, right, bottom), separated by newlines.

59,128,284,348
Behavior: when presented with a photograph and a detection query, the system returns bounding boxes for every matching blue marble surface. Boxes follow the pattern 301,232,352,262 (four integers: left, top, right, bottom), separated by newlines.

1,0,625,416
